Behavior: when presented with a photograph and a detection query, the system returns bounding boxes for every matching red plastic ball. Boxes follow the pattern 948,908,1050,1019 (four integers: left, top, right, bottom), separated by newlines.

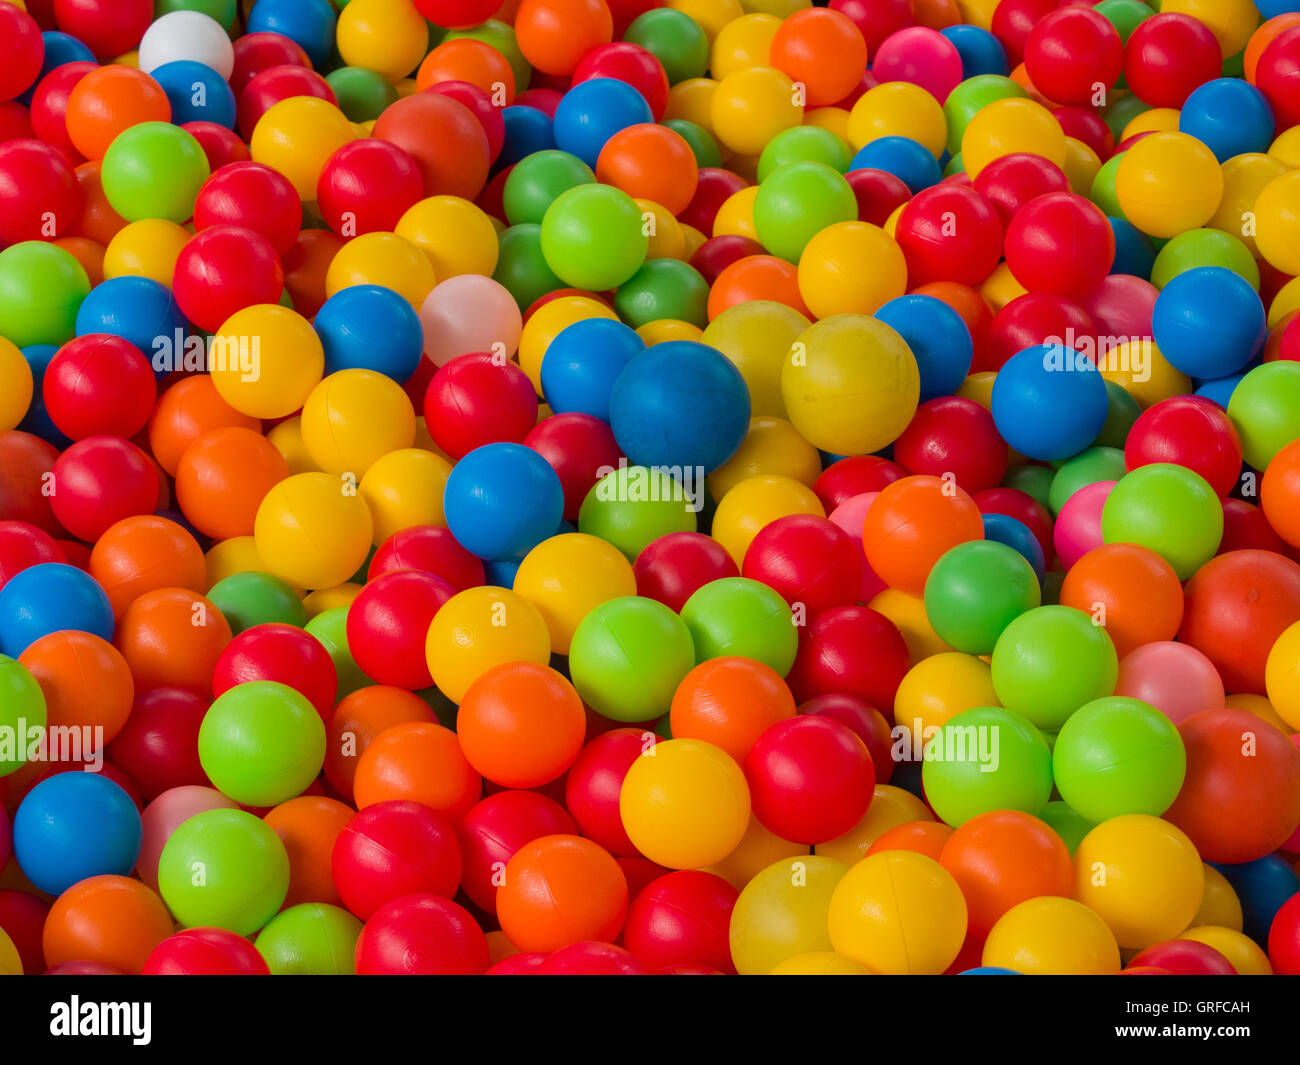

317,138,425,238
1123,12,1222,110
0,101,34,142
1124,396,1243,499
0,432,61,535
741,514,864,617
538,941,647,975
332,800,462,920
1052,106,1115,160
212,623,339,722
990,0,1056,67
829,0,911,58
237,65,335,140
812,455,906,511
424,353,539,459
744,715,875,844
678,167,749,235
894,396,1007,494
895,183,1003,287
622,870,738,974
371,91,490,201
230,32,311,96
456,790,577,913
32,66,98,164
486,951,547,974
785,604,911,713
414,0,505,31
0,521,64,592
53,0,151,60
1219,499,1285,555
172,225,284,334
1005,191,1114,299
0,890,50,975
1259,27,1300,132
0,6,43,103
427,81,506,163
183,121,252,170
194,161,301,256
1024,8,1122,106
368,525,486,590
985,291,1096,373
106,687,208,802
49,436,160,542
689,235,764,287
0,139,80,244
346,569,456,691
633,531,739,613
524,412,622,521
798,692,894,783
972,153,1070,229
1267,891,1300,975
43,334,155,442
572,42,670,120
1127,939,1236,976
354,894,490,975
845,167,912,226
564,728,656,856
142,928,271,975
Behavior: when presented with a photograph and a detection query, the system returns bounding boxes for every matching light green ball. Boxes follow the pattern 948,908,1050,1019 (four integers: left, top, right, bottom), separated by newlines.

1150,229,1259,290
0,655,46,778
1039,800,1096,856
0,242,90,348
255,903,362,975
753,161,857,263
1228,361,1300,471
101,122,210,223
1048,446,1127,515
1101,463,1223,580
578,465,697,560
757,126,852,182
305,606,373,698
680,577,798,675
540,183,648,291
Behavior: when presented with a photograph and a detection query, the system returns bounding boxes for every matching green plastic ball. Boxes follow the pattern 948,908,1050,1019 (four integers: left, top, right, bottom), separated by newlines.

1227,361,1300,470
326,66,400,122
1093,380,1142,450
578,465,697,560
157,808,290,935
943,152,965,177
624,8,709,84
1048,446,1126,515
493,223,564,311
753,161,857,263
1150,229,1259,290
305,606,373,698
1052,696,1186,822
255,903,362,975
1039,799,1096,856
101,122,211,224
924,540,1041,655
1089,152,1125,218
198,681,327,806
1093,0,1152,44
613,258,709,329
541,183,649,291
663,119,723,169
1101,463,1223,580
0,655,46,777
920,706,1053,827
944,75,1027,156
569,596,696,722
1103,92,1151,144
680,577,798,675
757,126,852,182
503,150,595,226
990,605,1119,731
207,571,307,634
154,0,237,29
0,242,91,348
1002,463,1054,512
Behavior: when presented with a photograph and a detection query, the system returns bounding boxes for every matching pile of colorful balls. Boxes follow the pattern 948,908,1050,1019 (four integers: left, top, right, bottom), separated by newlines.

3,0,1300,976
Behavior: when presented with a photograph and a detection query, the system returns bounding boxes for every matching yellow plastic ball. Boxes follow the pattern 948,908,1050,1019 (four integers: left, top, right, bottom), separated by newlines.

519,294,618,391
711,13,781,80
781,313,920,456
1188,864,1244,932
511,533,637,654
703,813,808,888
102,218,190,284
711,67,804,157
619,738,752,869
1162,0,1258,58
1269,126,1300,169
1120,107,1180,142
710,473,825,565
956,371,997,411
768,952,872,974
1270,277,1300,328
636,318,703,345
707,416,822,501
210,304,324,419
205,536,274,591
0,337,32,431
635,199,687,260
303,583,363,617
336,0,428,80
1210,153,1286,258
961,98,1067,180
1265,619,1300,730
740,0,810,16
982,896,1121,975
681,222,708,260
816,784,932,865
893,652,999,745
254,472,375,590
1178,925,1271,976
828,851,968,975
955,0,998,31
979,260,1028,311
358,447,452,545
300,368,415,478
1098,339,1191,409
395,196,498,279
669,0,744,43
701,299,809,417
797,220,908,318
665,77,719,132
1225,692,1294,736
712,185,760,240
729,855,849,975
425,586,551,704
0,929,21,976
251,96,357,201
803,106,851,144
869,587,956,661
1062,136,1101,196
848,83,947,158
267,416,319,475
325,231,436,309
1254,170,1300,277
1073,814,1205,950
1116,131,1225,239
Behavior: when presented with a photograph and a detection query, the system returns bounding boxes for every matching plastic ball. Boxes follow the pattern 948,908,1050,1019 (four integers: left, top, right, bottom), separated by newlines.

710,67,804,158
728,854,847,974
42,875,174,976
578,464,698,560
0,241,91,349
355,894,488,975
43,334,155,441
457,790,577,913
423,585,550,705
1153,267,1265,380
442,442,564,562
1123,13,1220,109
0,140,80,247
1228,362,1300,471
209,304,323,420
624,869,737,973
961,96,1066,180
1115,131,1224,240
982,896,1120,975
100,121,209,225
991,343,1108,462
1024,8,1122,106
1115,639,1225,725
18,629,132,750
1101,464,1223,581
143,927,269,976
923,539,1040,655
894,183,1004,287
0,562,113,658
254,473,373,591
1004,192,1114,299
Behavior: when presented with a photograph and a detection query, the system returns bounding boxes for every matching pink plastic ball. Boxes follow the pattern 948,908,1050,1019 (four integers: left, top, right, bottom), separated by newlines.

871,27,963,103
1115,641,1226,725
1053,479,1115,570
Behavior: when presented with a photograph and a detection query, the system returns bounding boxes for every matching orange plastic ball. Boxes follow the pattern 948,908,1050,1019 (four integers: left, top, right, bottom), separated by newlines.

1058,542,1185,659
862,475,985,595
176,426,290,541
456,662,587,789
669,655,797,764
769,8,868,109
1262,439,1300,549
283,228,345,319
707,254,811,320
1247,14,1300,85
263,794,354,909
596,123,699,216
148,376,262,479
88,515,207,618
866,820,955,861
53,236,106,286
371,91,491,201
114,587,233,695
65,66,171,161
352,721,482,822
514,0,614,77
43,875,174,975
496,833,628,952
324,685,438,802
18,631,134,748
417,38,517,102
71,162,128,246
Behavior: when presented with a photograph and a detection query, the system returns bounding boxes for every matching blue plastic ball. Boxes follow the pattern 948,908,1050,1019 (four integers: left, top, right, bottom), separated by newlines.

941,25,1009,78
958,966,1021,975
1257,0,1300,15
608,340,751,473
1212,855,1300,945
982,512,1046,582
17,31,97,106
74,276,188,372
18,345,72,448
540,317,645,421
151,60,238,129
313,284,423,381
991,343,1109,461
1179,79,1275,163
13,773,143,895
849,136,941,194
246,0,336,69
552,78,654,168
1108,217,1156,278
499,105,557,169
484,556,523,588
443,443,565,561
1194,371,1248,410
874,293,974,401
1152,266,1266,380
0,564,114,658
